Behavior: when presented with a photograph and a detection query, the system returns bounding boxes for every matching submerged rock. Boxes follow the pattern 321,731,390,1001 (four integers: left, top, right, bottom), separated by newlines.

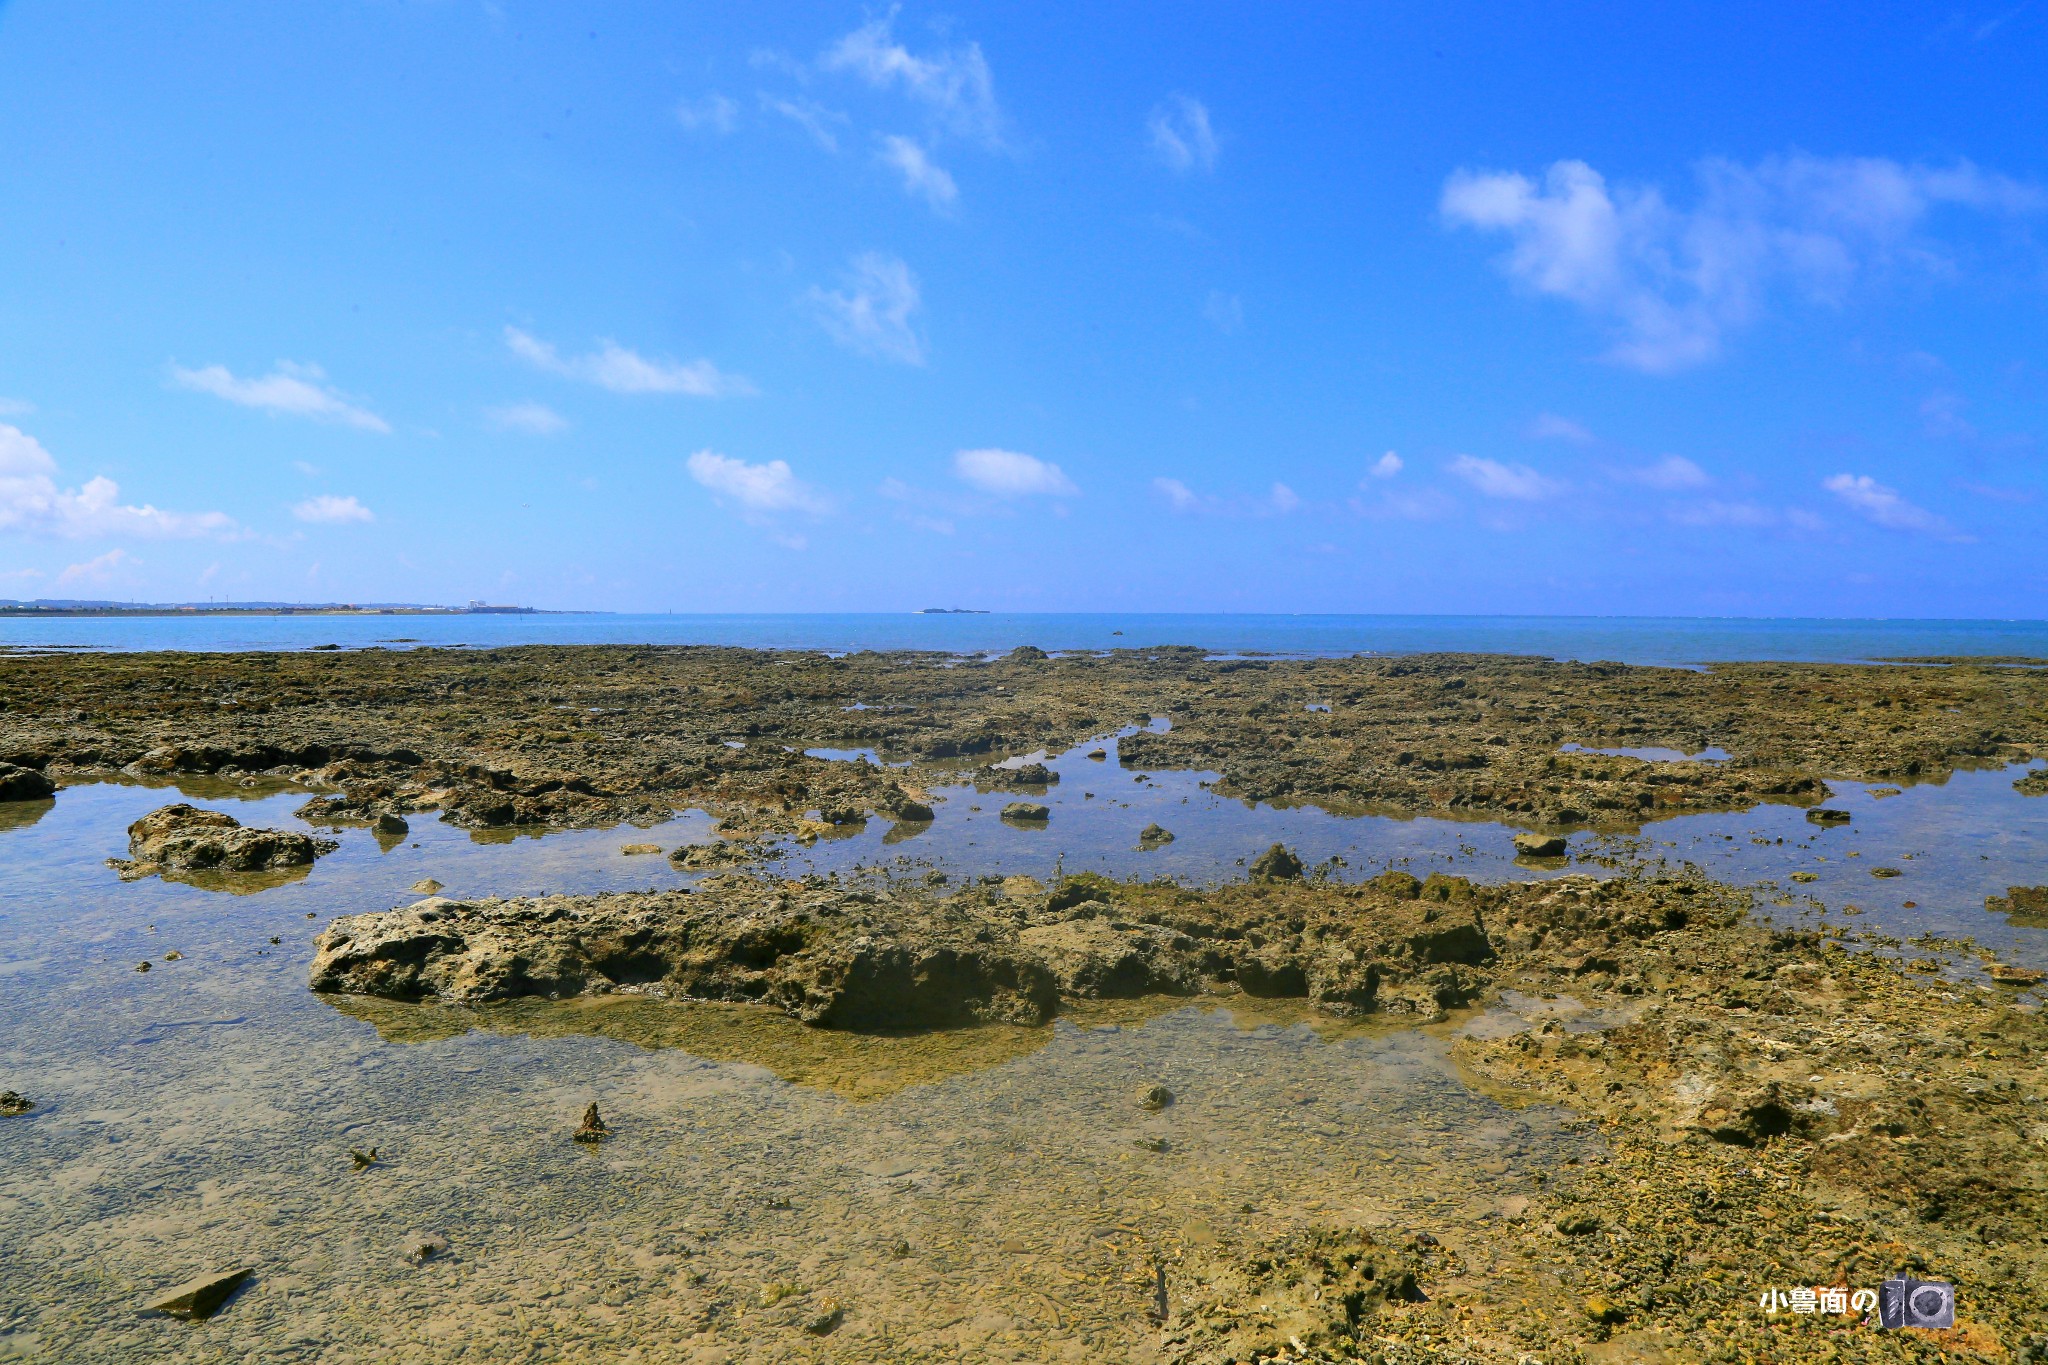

111,803,336,878
0,762,54,803
146,1267,252,1321
1805,807,1852,825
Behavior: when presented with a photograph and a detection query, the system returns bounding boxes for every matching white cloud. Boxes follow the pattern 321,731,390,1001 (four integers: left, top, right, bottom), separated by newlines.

505,327,754,397
1823,473,1960,537
1269,482,1301,513
56,547,138,588
1443,154,2046,372
761,94,847,152
687,449,829,515
954,448,1077,497
822,10,1001,145
1447,454,1562,500
806,253,926,365
170,361,390,432
1527,413,1597,445
292,494,374,525
1149,94,1217,173
878,135,958,211
1203,290,1243,334
676,93,738,133
487,401,569,435
0,423,237,539
1153,476,1201,512
292,460,323,478
1368,451,1403,479
1616,455,1711,490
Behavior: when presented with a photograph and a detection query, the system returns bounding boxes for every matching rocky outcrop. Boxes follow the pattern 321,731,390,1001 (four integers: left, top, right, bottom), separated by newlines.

308,868,1531,1028
112,803,337,878
0,761,54,803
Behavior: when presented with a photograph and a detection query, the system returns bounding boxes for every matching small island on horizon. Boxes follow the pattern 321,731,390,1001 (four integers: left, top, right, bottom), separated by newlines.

914,607,991,615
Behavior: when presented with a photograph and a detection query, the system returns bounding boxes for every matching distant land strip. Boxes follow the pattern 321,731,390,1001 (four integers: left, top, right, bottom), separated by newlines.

0,600,539,617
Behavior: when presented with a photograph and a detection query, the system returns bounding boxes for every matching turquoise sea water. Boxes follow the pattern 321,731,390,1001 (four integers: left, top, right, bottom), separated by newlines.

4,611,2046,665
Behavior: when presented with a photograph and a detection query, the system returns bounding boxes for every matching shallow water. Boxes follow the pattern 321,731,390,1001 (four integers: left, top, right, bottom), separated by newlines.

2,745,2043,1360
0,783,1591,1361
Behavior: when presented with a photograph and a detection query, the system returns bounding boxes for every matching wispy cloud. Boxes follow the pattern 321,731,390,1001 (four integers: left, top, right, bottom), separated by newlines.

1447,454,1562,500
1527,412,1597,445
170,361,390,432
1367,451,1403,479
1149,94,1217,173
486,401,569,435
878,134,958,211
0,397,33,417
1823,472,1963,537
1614,454,1711,490
687,449,830,516
806,253,926,365
1153,476,1201,512
954,448,1077,497
1443,154,2046,372
506,327,754,397
676,93,738,134
1667,499,1823,531
56,547,138,588
822,9,1002,145
0,423,237,539
292,494,374,525
1153,475,1304,516
760,94,848,152
1203,290,1243,334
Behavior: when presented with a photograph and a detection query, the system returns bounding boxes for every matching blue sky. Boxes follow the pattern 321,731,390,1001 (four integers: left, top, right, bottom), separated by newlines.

0,2,2043,615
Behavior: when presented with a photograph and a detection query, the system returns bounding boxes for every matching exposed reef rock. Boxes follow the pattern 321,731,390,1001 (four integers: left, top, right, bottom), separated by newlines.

304,868,1742,1031
4,647,2040,846
110,803,336,879
0,760,54,803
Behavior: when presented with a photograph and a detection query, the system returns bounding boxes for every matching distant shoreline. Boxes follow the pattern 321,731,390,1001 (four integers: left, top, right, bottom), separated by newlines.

0,605,549,618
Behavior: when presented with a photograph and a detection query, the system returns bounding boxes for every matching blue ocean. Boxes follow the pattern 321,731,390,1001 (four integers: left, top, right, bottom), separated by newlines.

3,611,2045,666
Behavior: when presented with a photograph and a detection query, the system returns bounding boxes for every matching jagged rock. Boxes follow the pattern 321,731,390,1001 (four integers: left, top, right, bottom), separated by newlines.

1001,802,1050,823
0,1091,32,1116
1513,832,1569,857
411,878,444,895
1249,843,1303,881
0,762,54,803
146,1267,252,1321
372,812,409,838
573,1102,609,1143
1138,823,1175,846
989,762,1059,789
1138,1083,1174,1111
1805,808,1852,825
112,804,336,877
